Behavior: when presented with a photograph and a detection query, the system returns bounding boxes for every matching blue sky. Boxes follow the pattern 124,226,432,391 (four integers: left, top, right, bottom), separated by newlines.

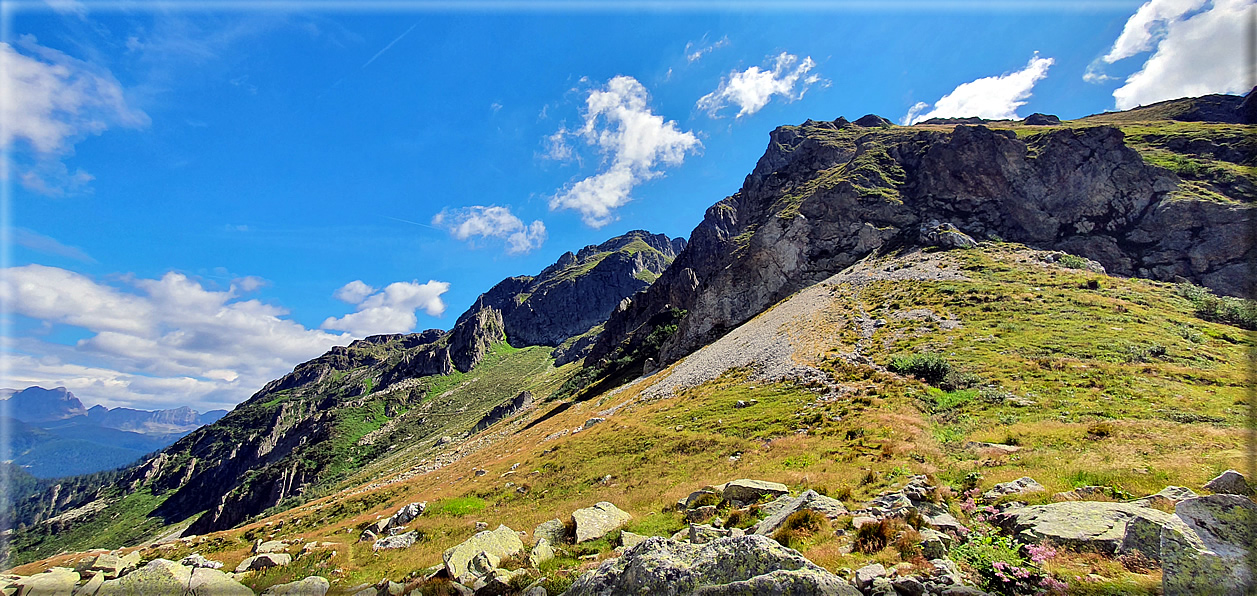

2,0,1251,411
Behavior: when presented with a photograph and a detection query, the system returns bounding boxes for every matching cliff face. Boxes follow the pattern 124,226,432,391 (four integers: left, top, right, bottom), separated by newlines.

590,116,1253,369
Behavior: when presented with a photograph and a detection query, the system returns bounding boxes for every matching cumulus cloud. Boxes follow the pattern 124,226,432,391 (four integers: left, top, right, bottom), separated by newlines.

697,52,821,118
320,280,449,337
1092,0,1252,109
548,76,700,228
432,205,548,254
685,35,729,63
1,37,148,194
0,265,450,410
902,53,1055,125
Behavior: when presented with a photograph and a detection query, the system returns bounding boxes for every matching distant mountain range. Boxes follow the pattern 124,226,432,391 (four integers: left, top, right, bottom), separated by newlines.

0,386,226,478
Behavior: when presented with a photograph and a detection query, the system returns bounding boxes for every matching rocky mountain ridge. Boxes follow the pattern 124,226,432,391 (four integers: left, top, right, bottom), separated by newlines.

588,98,1253,371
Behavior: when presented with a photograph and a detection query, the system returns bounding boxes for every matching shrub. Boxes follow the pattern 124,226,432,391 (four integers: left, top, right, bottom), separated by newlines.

771,510,827,549
940,370,982,391
888,353,952,385
1177,283,1257,330
1086,422,1113,439
1056,254,1090,270
854,518,919,557
953,532,1058,595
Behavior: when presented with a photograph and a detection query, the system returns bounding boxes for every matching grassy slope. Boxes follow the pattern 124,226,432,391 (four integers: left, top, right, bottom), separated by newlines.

19,244,1248,595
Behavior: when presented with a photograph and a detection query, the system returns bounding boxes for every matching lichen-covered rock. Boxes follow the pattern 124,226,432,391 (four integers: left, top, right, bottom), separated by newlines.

679,488,720,510
719,480,788,506
528,538,555,568
980,477,1044,503
918,528,952,560
12,567,78,596
77,570,106,595
442,525,525,585
853,563,887,591
87,551,141,579
1203,470,1251,495
261,576,330,596
993,501,1174,553
234,553,292,573
571,502,631,543
564,535,858,596
754,490,848,536
619,531,648,549
372,531,419,551
179,553,223,570
688,524,744,545
253,540,288,554
1160,495,1256,595
533,519,567,546
98,559,252,596
1132,486,1198,509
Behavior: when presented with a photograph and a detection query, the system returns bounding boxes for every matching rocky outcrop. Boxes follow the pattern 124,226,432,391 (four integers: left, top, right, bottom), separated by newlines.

472,392,533,434
442,525,525,585
98,558,252,596
589,119,1254,370
754,490,848,536
992,501,1175,554
980,477,1045,503
234,553,291,573
564,535,859,596
1203,470,1251,495
720,480,788,506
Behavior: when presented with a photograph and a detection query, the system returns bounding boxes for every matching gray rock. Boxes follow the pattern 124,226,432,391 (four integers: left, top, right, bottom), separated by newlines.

1160,495,1256,595
930,558,964,587
939,587,993,596
755,490,848,536
254,540,287,554
234,553,292,573
533,519,567,546
686,505,718,524
619,531,648,549
980,477,1044,502
529,538,555,568
993,501,1174,553
564,535,858,596
76,570,105,596
13,567,78,596
443,525,525,585
891,575,925,596
925,513,967,535
524,587,547,596
1132,486,1198,508
372,531,419,551
719,480,789,506
571,502,631,543
99,559,251,596
1203,470,1251,495
179,554,223,570
918,528,951,560
679,489,720,510
688,524,743,545
919,221,977,250
261,576,330,595
86,552,140,580
853,563,886,591
757,495,796,520
1051,486,1109,502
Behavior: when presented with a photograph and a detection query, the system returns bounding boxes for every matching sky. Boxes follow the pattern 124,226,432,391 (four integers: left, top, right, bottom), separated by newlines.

1,0,1252,412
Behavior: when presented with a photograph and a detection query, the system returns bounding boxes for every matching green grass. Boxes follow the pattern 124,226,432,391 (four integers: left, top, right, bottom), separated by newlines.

430,496,487,516
10,488,178,566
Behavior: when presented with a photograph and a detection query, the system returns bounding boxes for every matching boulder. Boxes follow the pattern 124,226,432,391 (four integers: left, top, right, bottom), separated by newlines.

234,553,292,573
853,563,886,591
1203,470,1251,495
254,540,288,554
13,568,78,596
918,528,951,560
563,535,859,596
261,576,330,596
98,559,251,596
472,568,529,596
179,554,223,570
678,488,720,510
756,495,796,520
980,477,1044,503
686,506,718,524
1132,486,1197,508
619,531,648,549
1023,113,1062,126
533,519,567,546
1051,486,1109,502
87,551,140,580
372,531,419,550
443,525,525,585
528,538,555,568
891,576,926,596
688,524,743,545
919,221,977,250
571,502,631,543
719,480,788,506
754,490,848,536
76,571,105,595
992,501,1174,553
1160,495,1256,595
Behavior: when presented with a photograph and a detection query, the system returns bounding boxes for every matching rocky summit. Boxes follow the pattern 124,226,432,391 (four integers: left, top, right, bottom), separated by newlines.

6,92,1256,596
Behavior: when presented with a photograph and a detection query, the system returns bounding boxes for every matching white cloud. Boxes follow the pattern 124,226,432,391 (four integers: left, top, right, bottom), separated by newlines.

1101,0,1253,109
320,280,450,337
685,36,729,63
1,265,450,411
432,205,548,254
333,280,377,304
548,76,700,228
1,37,148,195
902,53,1055,124
0,265,354,410
697,52,821,118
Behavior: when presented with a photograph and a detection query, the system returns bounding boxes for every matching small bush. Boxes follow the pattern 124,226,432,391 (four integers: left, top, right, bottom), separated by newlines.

1086,422,1113,439
1056,254,1090,270
854,518,918,556
1178,283,1257,330
953,532,1057,595
771,510,827,549
887,353,952,385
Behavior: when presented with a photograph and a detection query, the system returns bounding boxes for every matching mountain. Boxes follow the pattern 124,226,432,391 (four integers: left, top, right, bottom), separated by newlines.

1,388,228,479
2,387,87,423
7,95,1255,595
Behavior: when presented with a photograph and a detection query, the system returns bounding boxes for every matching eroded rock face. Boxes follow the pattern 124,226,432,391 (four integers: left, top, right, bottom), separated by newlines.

589,122,1253,370
1160,495,1256,596
563,535,859,596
